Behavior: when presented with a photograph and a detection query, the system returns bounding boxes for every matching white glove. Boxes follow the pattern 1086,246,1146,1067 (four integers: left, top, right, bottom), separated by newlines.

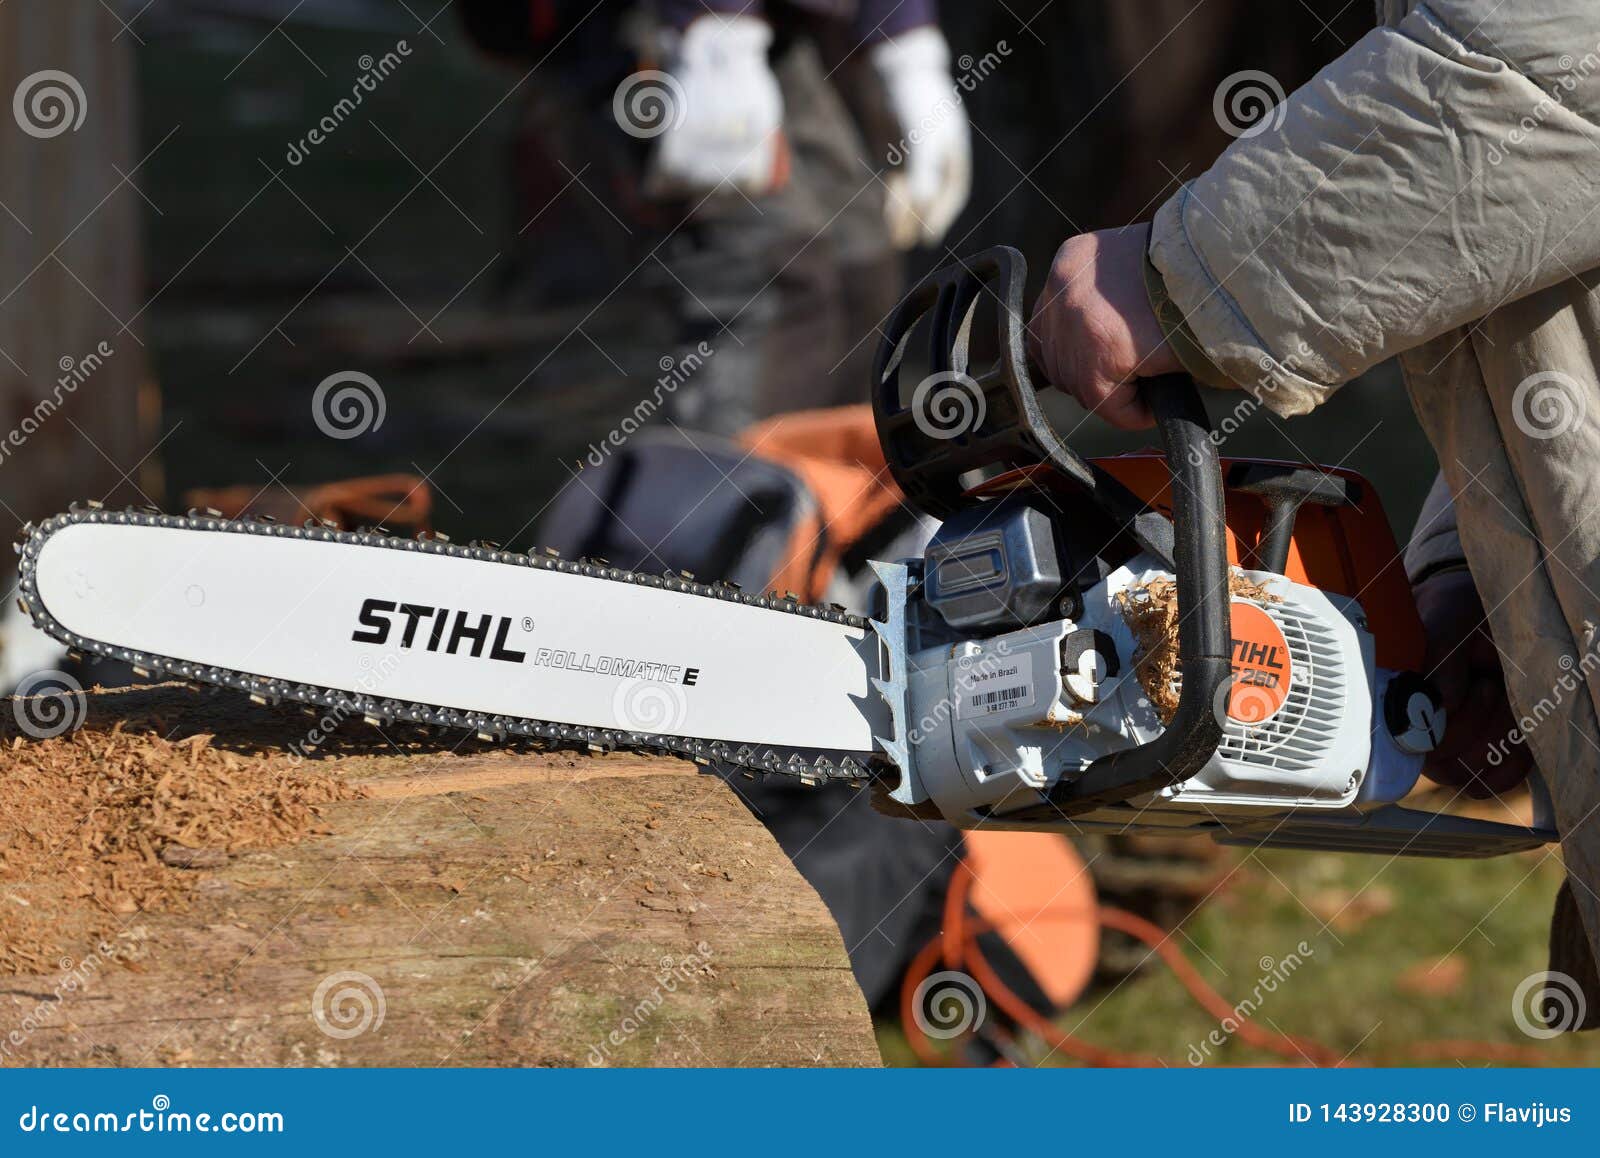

871,26,972,248
644,15,786,198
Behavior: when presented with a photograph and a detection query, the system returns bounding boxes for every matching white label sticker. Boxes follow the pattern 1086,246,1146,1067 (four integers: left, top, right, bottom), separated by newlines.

954,650,1035,720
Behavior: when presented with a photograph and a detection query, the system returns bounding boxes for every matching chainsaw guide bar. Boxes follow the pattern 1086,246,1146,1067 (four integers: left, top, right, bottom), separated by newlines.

14,505,888,786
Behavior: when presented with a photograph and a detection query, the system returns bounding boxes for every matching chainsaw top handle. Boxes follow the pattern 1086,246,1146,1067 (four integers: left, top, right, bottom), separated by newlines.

871,245,1230,815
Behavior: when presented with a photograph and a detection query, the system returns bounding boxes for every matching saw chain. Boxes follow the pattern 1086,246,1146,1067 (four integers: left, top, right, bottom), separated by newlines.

13,504,884,787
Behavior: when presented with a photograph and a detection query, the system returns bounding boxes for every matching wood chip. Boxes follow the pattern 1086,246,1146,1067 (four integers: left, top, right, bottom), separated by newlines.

1115,570,1282,723
0,690,358,973
159,845,229,870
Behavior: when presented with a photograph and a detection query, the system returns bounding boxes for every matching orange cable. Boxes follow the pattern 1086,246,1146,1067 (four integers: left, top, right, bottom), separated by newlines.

901,857,1556,1069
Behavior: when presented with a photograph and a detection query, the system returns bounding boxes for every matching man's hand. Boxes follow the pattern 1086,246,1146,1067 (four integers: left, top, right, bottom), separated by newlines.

1415,568,1534,798
1026,225,1181,429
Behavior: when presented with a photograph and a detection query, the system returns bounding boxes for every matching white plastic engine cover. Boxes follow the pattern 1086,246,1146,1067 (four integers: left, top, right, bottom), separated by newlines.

1166,573,1373,810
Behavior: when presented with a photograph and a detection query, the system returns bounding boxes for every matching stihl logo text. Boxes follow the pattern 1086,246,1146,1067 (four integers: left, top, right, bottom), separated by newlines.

352,598,527,663
1231,639,1285,685
1226,601,1293,724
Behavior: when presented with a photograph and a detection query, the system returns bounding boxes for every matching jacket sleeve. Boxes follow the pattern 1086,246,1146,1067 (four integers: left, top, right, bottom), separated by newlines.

1149,1,1600,416
657,0,765,28
657,0,934,40
852,0,936,42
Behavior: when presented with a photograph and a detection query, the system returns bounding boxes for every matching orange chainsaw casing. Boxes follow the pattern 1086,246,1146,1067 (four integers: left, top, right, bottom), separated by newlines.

732,405,1424,672
977,453,1426,674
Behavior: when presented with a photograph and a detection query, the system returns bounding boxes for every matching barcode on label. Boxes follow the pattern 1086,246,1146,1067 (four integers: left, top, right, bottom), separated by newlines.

954,650,1036,721
972,685,1027,713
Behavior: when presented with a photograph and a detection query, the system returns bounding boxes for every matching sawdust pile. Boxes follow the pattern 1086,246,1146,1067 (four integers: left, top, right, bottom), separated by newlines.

0,698,361,974
1115,572,1280,724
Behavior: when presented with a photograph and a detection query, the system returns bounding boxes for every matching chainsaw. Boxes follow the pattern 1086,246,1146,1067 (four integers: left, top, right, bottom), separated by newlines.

14,247,1555,857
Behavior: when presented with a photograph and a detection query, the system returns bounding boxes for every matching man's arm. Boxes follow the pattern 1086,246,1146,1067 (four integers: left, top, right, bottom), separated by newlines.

851,0,937,43
1034,1,1600,424
656,0,935,41
656,0,762,28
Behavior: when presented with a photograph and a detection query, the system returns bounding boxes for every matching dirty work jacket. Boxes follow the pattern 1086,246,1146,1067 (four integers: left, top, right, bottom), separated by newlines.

1148,0,1600,1023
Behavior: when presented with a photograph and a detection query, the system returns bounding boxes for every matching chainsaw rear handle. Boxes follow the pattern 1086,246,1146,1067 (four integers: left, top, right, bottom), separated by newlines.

871,246,1230,815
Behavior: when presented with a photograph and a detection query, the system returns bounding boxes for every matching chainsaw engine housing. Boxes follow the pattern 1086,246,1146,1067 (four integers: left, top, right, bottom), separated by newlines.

905,549,1383,824
870,494,1550,856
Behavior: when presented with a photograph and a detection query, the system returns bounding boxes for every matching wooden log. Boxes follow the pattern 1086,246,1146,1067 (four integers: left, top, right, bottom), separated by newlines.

0,686,879,1067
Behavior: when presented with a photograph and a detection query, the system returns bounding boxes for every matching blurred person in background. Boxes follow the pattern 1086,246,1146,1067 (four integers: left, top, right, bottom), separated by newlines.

460,0,970,435
463,0,1389,1022
459,1,975,1013
1028,0,1600,1027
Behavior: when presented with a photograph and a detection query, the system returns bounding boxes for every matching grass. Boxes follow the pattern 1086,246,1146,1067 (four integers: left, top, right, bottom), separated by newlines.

878,837,1599,1067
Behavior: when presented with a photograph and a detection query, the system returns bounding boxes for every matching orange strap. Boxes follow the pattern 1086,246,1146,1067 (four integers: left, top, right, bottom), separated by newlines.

182,473,432,533
737,405,904,602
